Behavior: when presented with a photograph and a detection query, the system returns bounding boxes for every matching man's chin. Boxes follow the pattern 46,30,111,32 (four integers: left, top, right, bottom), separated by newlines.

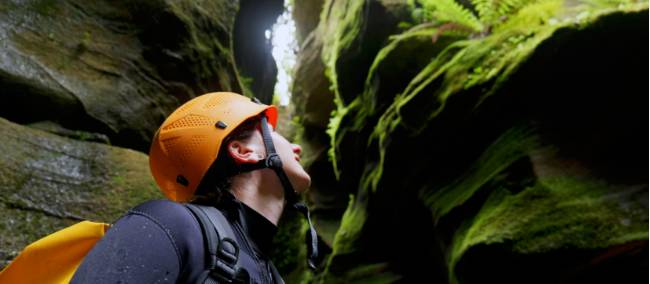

294,175,311,194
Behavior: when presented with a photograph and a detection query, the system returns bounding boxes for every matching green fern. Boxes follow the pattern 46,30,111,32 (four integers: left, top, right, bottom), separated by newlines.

420,0,484,32
474,0,537,24
416,0,547,36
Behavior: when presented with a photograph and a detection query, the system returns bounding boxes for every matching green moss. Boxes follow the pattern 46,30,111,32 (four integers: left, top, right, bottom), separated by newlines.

329,0,649,203
422,127,540,222
320,0,368,103
448,175,648,282
317,0,375,180
320,195,367,282
328,194,367,257
318,194,368,279
320,3,648,281
167,0,240,91
419,125,648,282
100,146,162,219
327,23,467,186
326,97,358,180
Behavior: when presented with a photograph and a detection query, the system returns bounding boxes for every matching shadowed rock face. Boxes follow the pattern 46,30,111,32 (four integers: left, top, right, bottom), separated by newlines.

291,0,648,282
0,117,162,267
0,0,242,152
233,0,283,105
290,0,413,251
293,0,324,45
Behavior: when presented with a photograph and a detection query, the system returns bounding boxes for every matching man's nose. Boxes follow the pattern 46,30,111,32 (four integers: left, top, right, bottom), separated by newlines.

292,144,302,155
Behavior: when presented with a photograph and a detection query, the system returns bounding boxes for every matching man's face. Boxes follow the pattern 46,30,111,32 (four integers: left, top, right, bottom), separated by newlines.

264,123,311,193
229,122,311,194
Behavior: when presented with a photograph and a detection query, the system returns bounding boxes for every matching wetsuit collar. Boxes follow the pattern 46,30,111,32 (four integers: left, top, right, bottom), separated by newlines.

237,201,277,255
220,192,277,255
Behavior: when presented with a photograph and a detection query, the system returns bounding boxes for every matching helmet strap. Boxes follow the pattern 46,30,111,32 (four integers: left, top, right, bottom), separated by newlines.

237,111,319,270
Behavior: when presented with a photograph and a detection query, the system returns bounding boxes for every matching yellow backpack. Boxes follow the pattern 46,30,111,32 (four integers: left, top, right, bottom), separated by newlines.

0,221,110,284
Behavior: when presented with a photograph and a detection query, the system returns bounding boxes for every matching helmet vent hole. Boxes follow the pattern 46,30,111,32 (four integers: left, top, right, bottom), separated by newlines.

163,137,186,167
187,135,207,154
180,135,207,167
163,115,211,130
177,99,198,113
204,96,227,109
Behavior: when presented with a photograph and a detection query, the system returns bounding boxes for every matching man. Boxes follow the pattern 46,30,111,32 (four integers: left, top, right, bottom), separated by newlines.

72,92,318,283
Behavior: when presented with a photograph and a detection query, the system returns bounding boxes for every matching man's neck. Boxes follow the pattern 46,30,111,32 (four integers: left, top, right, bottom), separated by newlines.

230,169,285,225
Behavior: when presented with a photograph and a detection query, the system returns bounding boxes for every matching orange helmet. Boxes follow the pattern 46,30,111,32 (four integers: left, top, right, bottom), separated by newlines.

149,92,278,202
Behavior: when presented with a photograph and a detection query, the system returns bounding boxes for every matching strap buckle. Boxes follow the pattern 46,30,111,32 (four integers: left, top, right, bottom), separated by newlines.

265,153,283,169
209,237,239,282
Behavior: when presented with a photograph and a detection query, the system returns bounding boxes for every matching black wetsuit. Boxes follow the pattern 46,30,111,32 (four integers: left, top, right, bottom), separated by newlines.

71,197,282,283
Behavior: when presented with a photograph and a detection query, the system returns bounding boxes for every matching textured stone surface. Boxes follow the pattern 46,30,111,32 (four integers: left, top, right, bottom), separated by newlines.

0,0,242,151
0,117,161,267
293,0,324,45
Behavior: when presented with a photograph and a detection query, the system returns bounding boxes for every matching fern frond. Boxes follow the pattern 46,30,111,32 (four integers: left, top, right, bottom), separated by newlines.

472,0,539,25
493,0,562,33
499,0,537,16
473,0,497,23
421,0,484,32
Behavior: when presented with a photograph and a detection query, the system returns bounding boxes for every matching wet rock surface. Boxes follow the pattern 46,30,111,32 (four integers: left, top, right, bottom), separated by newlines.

0,117,161,267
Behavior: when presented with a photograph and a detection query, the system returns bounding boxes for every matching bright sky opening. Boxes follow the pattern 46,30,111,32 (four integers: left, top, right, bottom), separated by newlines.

268,2,297,106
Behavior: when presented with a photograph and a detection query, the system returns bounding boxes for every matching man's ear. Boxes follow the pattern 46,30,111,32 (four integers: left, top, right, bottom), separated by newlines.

227,140,263,164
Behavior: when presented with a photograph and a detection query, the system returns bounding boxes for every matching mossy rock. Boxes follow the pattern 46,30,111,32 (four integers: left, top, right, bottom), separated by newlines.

0,0,242,151
0,117,162,268
290,0,414,259
320,0,413,107
429,128,648,283
316,0,647,282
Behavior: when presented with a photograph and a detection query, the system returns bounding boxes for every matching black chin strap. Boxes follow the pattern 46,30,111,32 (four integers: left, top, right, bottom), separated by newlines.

239,112,319,270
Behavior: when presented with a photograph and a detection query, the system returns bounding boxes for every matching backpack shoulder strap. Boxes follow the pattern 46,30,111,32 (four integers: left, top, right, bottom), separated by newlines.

268,261,285,284
185,203,243,284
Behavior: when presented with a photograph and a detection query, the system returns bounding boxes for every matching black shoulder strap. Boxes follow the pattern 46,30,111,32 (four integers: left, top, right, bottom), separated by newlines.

268,261,285,284
185,204,244,284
